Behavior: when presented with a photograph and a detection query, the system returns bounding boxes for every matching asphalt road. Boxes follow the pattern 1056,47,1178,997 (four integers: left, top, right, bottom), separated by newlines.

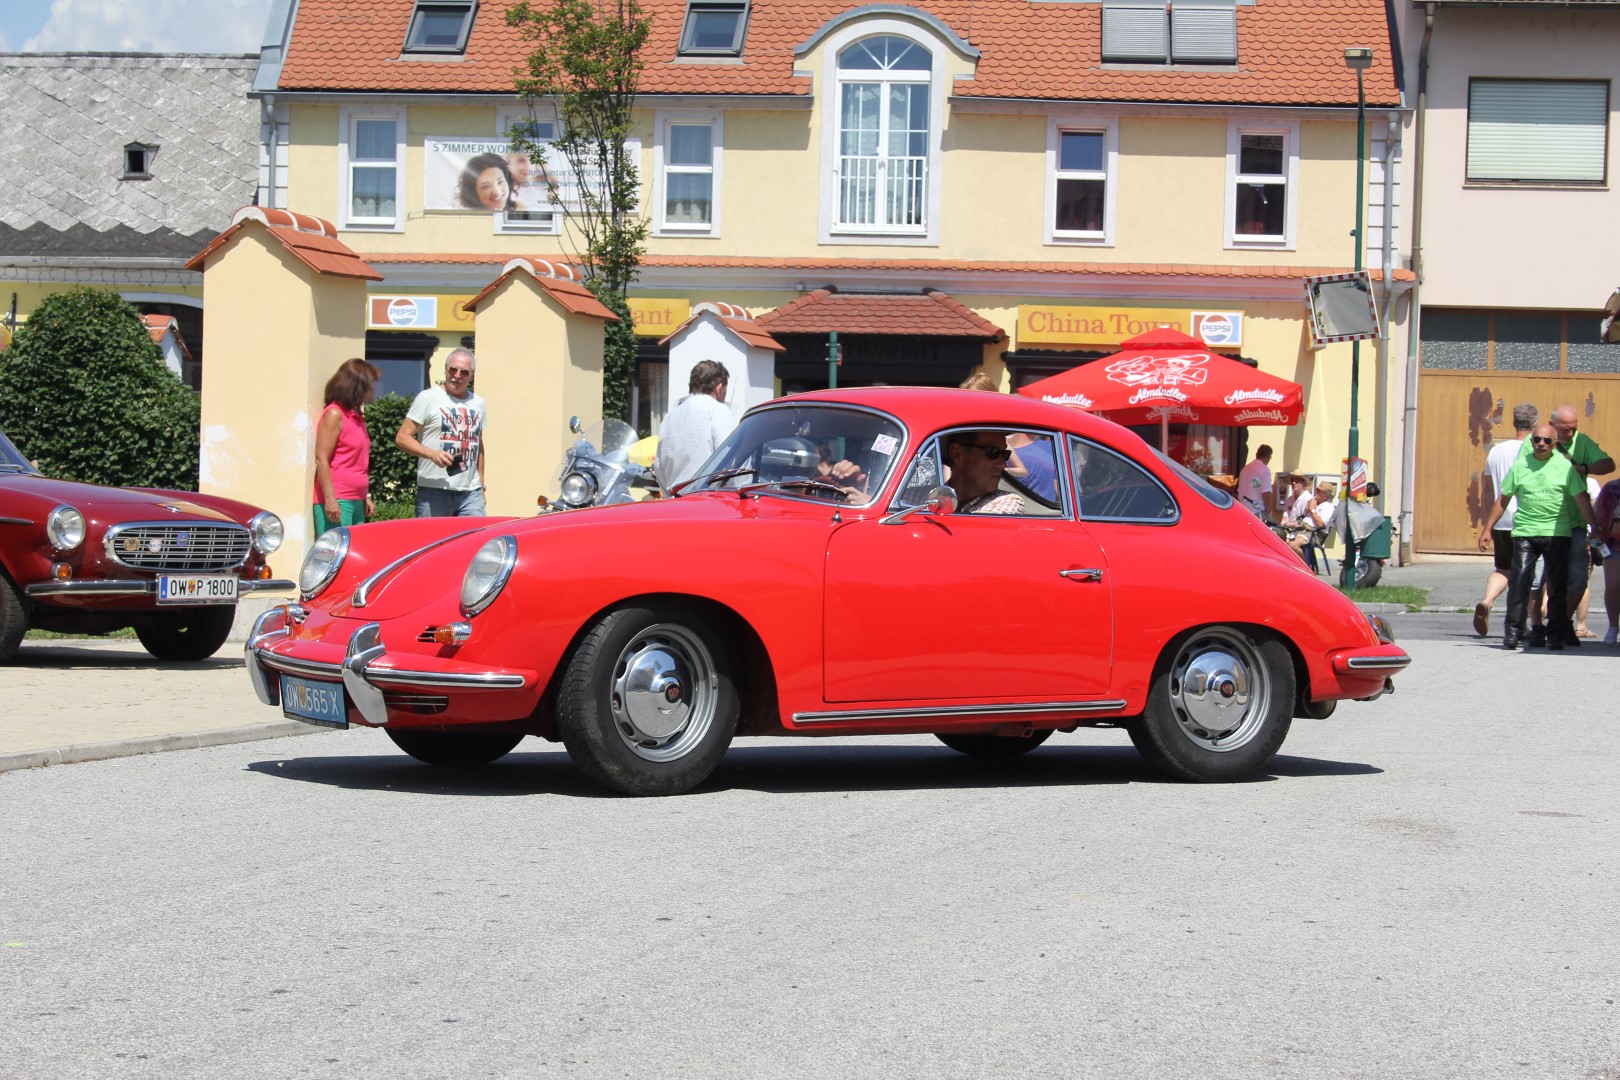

2,623,1617,1079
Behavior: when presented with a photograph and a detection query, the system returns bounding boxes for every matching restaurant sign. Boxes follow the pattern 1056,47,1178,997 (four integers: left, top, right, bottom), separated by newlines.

627,297,691,338
367,294,477,331
1018,305,1244,347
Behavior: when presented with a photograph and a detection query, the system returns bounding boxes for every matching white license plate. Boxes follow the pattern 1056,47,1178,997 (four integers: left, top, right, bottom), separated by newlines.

280,674,349,728
157,574,238,605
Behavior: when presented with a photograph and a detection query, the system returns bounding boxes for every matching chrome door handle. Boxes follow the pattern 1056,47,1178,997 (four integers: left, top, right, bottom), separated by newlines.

1060,568,1104,582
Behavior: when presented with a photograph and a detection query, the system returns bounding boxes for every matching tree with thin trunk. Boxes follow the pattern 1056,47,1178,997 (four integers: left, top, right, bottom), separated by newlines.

508,0,652,423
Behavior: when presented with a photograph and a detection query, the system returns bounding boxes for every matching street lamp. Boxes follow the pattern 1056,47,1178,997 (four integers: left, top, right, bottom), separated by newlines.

1341,46,1372,587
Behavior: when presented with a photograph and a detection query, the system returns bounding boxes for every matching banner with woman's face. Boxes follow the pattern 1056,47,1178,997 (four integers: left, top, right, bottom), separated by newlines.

424,136,641,214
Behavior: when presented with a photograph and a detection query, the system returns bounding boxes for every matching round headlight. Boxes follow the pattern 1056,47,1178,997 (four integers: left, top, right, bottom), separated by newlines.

299,527,350,599
45,506,85,552
559,471,596,508
460,535,516,616
250,511,284,555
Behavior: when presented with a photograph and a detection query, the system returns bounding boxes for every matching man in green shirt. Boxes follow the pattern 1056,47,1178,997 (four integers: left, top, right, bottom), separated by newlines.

1482,422,1599,650
1516,405,1614,641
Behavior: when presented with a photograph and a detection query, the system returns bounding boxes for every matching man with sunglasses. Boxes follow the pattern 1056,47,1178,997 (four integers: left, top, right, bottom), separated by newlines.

395,348,488,517
944,431,1025,514
1480,422,1599,650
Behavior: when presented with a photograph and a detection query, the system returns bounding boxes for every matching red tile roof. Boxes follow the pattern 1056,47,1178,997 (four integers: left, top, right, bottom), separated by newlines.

463,257,621,320
276,0,1400,107
185,207,383,280
369,250,1417,283
659,302,786,349
756,287,1007,338
142,314,193,361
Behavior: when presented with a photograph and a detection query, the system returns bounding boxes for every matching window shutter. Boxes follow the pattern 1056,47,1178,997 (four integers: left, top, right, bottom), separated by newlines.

1171,1,1237,63
1468,80,1609,183
1102,3,1169,63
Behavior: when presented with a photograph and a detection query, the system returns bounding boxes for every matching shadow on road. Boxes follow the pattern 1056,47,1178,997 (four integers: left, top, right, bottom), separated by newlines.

11,642,239,671
247,741,1382,797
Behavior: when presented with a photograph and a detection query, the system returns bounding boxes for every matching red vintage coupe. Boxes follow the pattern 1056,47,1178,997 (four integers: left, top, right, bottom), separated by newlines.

246,387,1409,795
0,428,291,662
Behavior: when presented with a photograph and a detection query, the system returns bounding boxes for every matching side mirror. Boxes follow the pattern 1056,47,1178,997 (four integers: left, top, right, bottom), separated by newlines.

881,485,957,525
569,416,583,434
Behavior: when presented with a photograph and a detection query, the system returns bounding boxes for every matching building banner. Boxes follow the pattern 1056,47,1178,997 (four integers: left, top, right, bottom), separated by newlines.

424,136,641,214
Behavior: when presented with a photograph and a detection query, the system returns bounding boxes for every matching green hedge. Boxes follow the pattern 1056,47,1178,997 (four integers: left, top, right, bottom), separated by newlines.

364,392,418,505
0,288,200,489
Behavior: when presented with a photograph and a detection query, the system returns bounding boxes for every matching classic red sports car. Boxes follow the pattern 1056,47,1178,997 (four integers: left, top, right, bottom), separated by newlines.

1,428,291,662
246,387,1409,795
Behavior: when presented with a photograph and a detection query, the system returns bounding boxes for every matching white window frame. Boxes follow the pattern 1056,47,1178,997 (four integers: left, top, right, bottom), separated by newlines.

817,20,945,247
653,111,723,237
1045,118,1118,246
339,106,406,232
494,106,562,235
1224,119,1298,250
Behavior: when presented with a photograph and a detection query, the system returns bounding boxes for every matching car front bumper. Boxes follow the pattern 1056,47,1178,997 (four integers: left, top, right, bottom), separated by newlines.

244,605,534,728
26,577,294,598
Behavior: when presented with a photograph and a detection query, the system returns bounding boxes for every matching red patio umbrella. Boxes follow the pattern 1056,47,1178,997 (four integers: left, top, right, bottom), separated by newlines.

1016,328,1304,449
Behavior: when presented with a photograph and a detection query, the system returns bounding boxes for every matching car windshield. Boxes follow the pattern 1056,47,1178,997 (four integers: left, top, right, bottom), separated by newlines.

0,430,39,474
686,404,906,506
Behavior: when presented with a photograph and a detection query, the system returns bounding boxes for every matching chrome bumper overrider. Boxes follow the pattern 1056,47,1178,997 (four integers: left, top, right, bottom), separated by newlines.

244,606,528,727
27,577,294,598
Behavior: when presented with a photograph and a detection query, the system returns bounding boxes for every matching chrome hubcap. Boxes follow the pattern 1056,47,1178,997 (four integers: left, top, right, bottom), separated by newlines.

609,624,716,762
1167,632,1269,752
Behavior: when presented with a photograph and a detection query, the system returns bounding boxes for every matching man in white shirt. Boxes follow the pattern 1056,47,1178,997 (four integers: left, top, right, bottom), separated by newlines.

395,348,488,517
1237,444,1274,519
1474,403,1535,636
657,360,737,492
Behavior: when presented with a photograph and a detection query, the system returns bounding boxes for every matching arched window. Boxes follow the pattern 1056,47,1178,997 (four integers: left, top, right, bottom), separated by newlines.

835,35,932,232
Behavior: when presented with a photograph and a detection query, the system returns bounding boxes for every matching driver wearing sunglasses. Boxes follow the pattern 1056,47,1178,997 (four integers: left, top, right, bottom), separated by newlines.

944,431,1026,515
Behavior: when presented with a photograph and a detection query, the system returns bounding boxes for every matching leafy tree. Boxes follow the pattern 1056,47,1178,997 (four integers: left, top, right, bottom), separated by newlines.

0,287,200,489
362,392,418,512
508,0,651,421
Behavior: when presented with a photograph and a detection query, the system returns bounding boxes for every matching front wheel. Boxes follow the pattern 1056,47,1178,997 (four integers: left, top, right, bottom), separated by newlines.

1354,557,1383,589
0,574,27,663
134,606,235,662
386,729,524,767
1128,627,1294,782
936,730,1053,757
557,603,739,796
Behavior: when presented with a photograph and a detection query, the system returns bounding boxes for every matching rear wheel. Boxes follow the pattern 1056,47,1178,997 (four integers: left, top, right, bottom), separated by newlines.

557,603,739,796
0,575,27,662
134,606,235,662
936,730,1053,757
1354,556,1383,589
385,729,524,767
1128,627,1293,782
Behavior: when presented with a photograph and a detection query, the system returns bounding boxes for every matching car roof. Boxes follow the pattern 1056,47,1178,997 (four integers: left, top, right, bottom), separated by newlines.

755,386,1137,445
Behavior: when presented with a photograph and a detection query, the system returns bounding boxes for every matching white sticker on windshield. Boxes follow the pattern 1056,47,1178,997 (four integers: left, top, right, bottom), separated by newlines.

871,434,898,456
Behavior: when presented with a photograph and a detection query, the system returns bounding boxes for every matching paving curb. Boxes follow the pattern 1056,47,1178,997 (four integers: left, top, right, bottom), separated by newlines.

0,721,325,776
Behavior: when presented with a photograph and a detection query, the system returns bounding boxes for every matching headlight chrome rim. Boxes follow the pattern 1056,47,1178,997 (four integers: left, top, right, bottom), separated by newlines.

559,471,596,508
299,527,350,599
45,505,86,552
249,511,285,555
461,535,517,617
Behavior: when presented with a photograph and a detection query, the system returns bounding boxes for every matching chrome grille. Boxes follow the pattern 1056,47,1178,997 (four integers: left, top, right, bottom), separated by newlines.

104,522,252,572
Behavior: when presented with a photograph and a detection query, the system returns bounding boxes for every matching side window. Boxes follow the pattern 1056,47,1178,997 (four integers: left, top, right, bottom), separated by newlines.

896,438,944,506
1069,437,1177,522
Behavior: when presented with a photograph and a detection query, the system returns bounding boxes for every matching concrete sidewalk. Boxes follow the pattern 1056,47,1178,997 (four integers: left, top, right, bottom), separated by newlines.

0,553,1578,775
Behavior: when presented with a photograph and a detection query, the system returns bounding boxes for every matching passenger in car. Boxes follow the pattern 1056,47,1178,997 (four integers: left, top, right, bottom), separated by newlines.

944,432,1025,515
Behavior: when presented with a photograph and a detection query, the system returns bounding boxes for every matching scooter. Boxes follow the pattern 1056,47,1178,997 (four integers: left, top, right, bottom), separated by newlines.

1333,481,1391,589
536,416,656,513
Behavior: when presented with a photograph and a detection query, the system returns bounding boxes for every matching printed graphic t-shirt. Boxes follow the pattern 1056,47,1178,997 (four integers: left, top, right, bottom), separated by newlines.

406,385,487,492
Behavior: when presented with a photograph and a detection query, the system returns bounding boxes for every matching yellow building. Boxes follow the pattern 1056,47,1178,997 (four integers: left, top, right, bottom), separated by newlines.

207,0,1412,562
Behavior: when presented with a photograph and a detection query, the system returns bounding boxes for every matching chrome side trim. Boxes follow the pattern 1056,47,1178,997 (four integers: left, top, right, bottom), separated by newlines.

352,528,485,608
240,578,295,593
0,516,32,526
1346,654,1412,670
793,699,1130,725
26,580,154,597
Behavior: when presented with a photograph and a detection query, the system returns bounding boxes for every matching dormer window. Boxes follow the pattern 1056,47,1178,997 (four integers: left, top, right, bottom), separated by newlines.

1102,0,1237,65
678,1,749,56
123,142,157,180
404,0,477,54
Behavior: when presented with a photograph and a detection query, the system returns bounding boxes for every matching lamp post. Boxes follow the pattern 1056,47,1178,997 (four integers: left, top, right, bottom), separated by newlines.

1341,46,1372,587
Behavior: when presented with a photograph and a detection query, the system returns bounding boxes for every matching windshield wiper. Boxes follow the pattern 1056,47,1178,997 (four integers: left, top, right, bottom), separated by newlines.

737,478,853,502
670,466,755,496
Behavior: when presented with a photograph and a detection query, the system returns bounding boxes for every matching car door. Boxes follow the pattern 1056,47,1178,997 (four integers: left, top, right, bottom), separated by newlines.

822,432,1114,704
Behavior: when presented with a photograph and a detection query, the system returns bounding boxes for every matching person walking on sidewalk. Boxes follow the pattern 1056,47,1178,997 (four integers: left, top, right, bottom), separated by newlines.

1480,422,1600,650
395,348,488,517
1474,403,1536,637
657,360,736,492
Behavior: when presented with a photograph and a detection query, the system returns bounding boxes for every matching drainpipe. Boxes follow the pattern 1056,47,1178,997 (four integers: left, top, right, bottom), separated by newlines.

1398,3,1435,565
262,94,278,209
1374,111,1399,534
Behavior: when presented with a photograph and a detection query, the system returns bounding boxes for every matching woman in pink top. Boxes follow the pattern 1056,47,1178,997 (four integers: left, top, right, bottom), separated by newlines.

313,358,382,535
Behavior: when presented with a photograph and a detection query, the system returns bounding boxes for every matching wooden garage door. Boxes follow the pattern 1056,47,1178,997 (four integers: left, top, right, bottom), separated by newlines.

1415,308,1620,553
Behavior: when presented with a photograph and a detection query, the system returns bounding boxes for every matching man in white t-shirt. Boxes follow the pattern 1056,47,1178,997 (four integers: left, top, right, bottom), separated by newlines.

1237,444,1274,520
657,360,737,492
1473,403,1535,636
395,348,489,517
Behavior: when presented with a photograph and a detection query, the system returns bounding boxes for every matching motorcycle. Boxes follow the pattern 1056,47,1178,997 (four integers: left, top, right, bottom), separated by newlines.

536,416,657,513
1332,482,1391,589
